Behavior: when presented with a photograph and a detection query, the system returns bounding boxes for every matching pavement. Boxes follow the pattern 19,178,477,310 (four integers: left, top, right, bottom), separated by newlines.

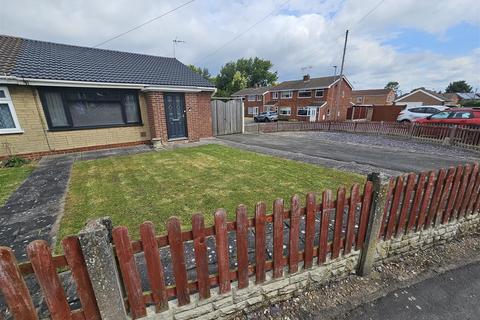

340,262,480,320
217,131,479,176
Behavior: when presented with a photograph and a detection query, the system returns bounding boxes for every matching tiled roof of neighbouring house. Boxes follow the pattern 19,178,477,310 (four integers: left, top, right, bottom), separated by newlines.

352,89,392,96
270,76,345,91
0,34,215,88
232,86,273,96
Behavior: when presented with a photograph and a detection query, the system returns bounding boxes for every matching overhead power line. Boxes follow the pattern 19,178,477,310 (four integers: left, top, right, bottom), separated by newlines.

197,0,291,64
92,0,196,48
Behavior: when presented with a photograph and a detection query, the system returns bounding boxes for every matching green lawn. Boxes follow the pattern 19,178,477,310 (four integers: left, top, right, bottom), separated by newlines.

60,144,364,240
0,165,34,206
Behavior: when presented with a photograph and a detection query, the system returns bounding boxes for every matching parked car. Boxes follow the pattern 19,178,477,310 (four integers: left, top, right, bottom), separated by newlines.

396,105,449,123
414,108,480,127
254,111,278,122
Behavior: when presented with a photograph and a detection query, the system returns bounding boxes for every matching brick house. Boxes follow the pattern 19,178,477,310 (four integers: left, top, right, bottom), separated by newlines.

394,88,447,107
264,75,353,122
232,86,272,117
0,35,215,159
351,88,395,106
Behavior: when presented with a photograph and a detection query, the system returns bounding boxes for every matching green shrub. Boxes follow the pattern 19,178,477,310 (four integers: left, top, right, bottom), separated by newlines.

3,156,29,168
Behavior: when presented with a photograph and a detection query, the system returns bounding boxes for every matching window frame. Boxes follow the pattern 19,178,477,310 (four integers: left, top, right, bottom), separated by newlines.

0,86,23,135
38,87,143,131
256,95,262,101
247,106,259,115
315,89,324,98
272,92,279,100
279,107,291,116
297,90,312,99
356,96,363,104
247,95,256,101
280,91,293,99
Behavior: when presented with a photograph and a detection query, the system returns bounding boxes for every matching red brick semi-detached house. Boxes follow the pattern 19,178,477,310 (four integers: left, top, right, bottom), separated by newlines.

232,86,273,117
0,35,216,159
264,75,353,122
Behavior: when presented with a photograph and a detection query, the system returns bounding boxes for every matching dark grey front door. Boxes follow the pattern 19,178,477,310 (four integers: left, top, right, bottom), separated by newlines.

164,93,187,139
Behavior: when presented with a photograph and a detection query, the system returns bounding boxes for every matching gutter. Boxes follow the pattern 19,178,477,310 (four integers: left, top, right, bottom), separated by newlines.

0,75,216,92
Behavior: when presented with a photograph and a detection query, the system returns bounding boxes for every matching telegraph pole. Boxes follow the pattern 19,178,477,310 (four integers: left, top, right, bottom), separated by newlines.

334,30,349,121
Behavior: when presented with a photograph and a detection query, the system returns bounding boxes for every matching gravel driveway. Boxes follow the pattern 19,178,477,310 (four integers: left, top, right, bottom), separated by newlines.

217,131,479,175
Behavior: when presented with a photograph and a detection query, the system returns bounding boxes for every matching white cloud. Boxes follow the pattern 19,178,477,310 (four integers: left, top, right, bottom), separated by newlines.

0,0,478,92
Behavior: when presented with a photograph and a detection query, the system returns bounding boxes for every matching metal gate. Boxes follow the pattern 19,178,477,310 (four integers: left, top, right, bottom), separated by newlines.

211,98,243,136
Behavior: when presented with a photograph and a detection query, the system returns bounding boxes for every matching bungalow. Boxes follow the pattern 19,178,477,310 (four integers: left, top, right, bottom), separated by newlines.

264,75,353,122
351,88,395,106
394,88,447,107
232,86,273,117
0,35,215,159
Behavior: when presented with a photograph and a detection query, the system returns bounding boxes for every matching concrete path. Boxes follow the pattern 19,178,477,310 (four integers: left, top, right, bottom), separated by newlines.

0,145,152,261
217,132,479,176
341,262,480,320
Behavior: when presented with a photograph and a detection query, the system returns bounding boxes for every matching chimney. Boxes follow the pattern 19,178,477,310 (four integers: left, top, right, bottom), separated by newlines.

303,74,310,82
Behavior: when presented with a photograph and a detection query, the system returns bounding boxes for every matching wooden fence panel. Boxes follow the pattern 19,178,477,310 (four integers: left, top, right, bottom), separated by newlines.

273,199,284,278
319,190,333,263
425,169,447,228
396,173,416,236
345,184,359,254
332,188,346,259
255,202,266,284
289,195,301,273
139,222,168,311
167,217,190,306
235,205,249,290
0,247,37,320
62,236,101,319
304,193,316,269
461,163,479,217
466,170,480,215
407,172,426,232
443,166,464,223
191,214,211,299
386,176,404,240
211,99,243,136
379,178,395,239
436,167,456,225
112,227,146,319
214,210,231,294
27,240,72,320
356,181,373,250
417,171,436,230
453,164,472,220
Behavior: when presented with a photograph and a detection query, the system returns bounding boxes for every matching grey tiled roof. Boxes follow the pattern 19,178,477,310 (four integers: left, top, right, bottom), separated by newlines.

270,76,338,91
0,34,214,88
232,86,273,96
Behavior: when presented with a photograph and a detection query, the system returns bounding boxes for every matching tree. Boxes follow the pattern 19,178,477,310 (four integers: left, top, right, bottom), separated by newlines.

445,80,472,93
188,64,212,81
385,81,400,94
215,57,278,96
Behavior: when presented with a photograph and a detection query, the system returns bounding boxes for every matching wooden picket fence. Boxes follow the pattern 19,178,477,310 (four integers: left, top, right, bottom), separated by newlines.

1,163,479,319
245,121,480,150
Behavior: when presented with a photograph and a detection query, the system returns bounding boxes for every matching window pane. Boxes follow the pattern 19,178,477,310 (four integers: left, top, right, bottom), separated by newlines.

123,94,140,123
0,90,6,99
0,103,15,129
69,101,124,127
430,111,450,119
44,92,69,127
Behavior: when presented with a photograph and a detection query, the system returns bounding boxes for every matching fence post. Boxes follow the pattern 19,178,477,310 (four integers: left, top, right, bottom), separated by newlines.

357,172,390,276
444,125,457,146
78,217,128,320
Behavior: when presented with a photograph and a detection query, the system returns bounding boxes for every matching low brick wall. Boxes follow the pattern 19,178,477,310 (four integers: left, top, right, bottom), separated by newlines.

146,214,479,320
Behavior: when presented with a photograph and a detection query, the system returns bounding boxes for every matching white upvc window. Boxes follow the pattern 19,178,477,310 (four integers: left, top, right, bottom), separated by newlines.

257,95,262,101
356,96,363,104
247,95,256,101
279,107,291,116
315,89,324,98
280,91,293,99
297,107,315,116
0,87,23,134
272,92,279,99
298,90,312,98
248,106,259,115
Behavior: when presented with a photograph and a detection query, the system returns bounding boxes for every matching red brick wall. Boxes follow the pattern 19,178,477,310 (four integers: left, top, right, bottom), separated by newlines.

145,91,213,144
243,96,264,117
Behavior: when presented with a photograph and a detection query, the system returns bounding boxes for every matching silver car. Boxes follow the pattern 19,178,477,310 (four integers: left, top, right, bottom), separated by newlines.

397,105,449,123
254,111,278,122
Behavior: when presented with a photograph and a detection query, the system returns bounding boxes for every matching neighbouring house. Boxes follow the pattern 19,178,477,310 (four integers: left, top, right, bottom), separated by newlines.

443,92,480,106
264,74,353,122
232,86,273,117
394,88,447,107
0,35,215,159
351,88,395,106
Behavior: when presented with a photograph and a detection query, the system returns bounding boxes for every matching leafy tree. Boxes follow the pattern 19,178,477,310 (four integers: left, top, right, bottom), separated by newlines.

445,80,472,93
188,64,212,81
385,81,399,94
215,57,278,96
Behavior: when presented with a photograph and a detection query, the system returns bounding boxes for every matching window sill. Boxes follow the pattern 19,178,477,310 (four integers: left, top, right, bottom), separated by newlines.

0,129,24,135
47,123,144,132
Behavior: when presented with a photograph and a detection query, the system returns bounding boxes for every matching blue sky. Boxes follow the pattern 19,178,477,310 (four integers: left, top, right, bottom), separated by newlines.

0,0,479,92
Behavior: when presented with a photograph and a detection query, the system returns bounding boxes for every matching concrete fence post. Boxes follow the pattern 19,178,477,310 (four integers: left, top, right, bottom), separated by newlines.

357,172,390,276
443,125,457,146
78,217,128,320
